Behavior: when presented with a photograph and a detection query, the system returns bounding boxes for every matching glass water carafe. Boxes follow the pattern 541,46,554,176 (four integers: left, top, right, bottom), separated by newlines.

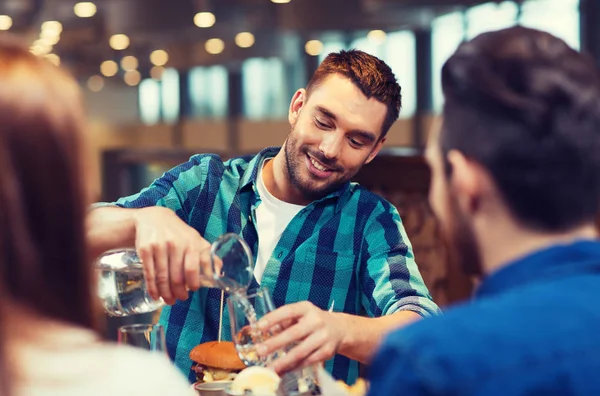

96,233,254,317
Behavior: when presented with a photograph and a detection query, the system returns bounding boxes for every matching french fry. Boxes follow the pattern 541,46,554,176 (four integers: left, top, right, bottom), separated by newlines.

335,378,368,396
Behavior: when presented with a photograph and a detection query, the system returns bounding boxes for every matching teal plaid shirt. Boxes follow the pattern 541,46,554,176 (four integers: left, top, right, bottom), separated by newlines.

111,147,440,384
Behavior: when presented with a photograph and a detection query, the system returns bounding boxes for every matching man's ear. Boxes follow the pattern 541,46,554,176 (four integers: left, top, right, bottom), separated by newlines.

447,150,483,213
365,137,386,164
288,89,306,126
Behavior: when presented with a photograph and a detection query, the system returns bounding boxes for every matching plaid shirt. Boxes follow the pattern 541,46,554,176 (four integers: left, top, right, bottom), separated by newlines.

111,147,440,384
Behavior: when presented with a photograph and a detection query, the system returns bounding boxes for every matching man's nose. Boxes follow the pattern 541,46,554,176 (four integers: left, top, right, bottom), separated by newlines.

318,132,343,160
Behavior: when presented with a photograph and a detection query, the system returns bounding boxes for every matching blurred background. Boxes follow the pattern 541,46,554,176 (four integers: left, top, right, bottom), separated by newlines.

1,0,592,327
0,0,586,200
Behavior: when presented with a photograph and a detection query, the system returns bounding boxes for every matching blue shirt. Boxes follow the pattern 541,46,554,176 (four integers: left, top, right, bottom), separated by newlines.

368,240,600,395
110,147,440,384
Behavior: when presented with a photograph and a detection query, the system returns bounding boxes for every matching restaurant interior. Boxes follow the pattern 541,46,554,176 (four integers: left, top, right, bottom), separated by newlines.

1,0,591,333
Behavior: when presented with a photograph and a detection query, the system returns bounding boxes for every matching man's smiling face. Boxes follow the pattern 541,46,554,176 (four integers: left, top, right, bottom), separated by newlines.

283,74,388,201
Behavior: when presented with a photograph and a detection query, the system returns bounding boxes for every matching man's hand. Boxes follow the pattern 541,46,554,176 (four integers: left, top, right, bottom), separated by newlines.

255,301,344,374
133,206,212,305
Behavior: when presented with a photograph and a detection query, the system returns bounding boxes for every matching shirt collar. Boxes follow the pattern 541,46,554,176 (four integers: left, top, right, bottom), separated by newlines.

476,239,600,299
239,146,280,191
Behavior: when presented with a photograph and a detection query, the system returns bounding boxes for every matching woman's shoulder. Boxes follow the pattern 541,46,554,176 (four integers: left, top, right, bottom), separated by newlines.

95,343,196,395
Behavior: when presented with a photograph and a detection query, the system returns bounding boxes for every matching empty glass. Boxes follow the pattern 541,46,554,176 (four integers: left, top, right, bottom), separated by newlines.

96,232,254,317
117,323,166,353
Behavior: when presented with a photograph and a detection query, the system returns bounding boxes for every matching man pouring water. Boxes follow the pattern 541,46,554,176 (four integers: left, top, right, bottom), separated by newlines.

87,50,440,384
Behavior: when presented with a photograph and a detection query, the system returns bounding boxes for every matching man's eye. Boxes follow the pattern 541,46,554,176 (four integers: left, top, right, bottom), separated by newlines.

315,118,329,129
349,138,364,148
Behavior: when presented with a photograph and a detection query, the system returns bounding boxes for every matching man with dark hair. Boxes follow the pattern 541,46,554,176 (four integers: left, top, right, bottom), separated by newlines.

88,49,439,384
368,26,600,395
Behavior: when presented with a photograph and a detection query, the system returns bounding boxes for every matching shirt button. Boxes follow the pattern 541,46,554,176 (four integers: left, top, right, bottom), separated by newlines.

278,251,283,259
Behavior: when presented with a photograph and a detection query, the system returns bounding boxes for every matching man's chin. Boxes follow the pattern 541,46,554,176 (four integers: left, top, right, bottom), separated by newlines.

296,179,343,201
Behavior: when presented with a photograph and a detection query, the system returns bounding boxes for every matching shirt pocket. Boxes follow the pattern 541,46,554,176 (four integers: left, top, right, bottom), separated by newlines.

301,247,357,312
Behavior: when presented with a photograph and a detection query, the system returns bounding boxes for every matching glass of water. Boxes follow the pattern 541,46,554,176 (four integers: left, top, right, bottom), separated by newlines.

117,323,167,353
228,288,318,394
96,233,254,317
227,287,277,367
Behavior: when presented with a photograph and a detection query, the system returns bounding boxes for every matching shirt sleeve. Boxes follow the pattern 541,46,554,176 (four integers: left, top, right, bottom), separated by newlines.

95,155,207,224
360,199,441,318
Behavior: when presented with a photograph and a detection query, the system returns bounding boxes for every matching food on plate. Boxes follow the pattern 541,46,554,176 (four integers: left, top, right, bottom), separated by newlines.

189,341,246,383
229,366,281,396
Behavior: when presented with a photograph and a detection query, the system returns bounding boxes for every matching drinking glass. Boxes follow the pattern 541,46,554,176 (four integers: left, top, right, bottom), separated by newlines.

96,233,254,317
227,287,277,367
228,288,317,394
117,323,166,353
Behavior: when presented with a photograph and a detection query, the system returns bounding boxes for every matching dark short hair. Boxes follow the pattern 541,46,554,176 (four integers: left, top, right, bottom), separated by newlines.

441,26,600,231
306,49,402,138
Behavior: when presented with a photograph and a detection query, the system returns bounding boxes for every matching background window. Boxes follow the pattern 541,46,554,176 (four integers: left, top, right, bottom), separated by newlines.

465,1,518,40
520,0,580,50
161,68,180,124
431,11,465,113
382,31,416,118
189,66,228,119
242,58,288,119
138,78,161,125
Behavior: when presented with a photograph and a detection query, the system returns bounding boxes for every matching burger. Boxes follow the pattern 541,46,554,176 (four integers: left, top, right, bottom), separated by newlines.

190,341,247,383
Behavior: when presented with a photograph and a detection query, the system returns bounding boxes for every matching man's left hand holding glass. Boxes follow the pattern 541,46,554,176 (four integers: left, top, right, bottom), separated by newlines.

255,301,345,374
255,301,422,374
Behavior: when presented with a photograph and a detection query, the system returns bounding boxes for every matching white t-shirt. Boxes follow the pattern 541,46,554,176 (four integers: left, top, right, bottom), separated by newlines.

254,159,305,284
9,325,196,396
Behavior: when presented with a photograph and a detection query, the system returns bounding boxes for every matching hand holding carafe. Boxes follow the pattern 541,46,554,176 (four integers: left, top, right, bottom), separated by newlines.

96,232,254,317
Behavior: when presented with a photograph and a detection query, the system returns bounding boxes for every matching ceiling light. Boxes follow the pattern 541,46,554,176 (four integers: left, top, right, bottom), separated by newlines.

367,30,387,45
205,38,224,55
44,54,60,66
0,15,13,31
194,12,215,28
74,2,97,18
150,49,168,66
305,40,323,56
41,21,62,35
100,60,118,77
87,75,104,92
109,34,130,50
235,32,255,48
124,70,141,86
150,66,165,80
271,0,291,3
120,55,138,71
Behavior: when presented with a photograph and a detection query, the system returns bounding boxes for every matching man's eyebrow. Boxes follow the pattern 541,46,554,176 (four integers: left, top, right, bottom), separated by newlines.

315,106,337,121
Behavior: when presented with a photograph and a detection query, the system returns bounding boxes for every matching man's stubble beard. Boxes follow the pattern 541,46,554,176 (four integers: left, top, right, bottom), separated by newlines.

442,189,484,278
283,124,347,202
